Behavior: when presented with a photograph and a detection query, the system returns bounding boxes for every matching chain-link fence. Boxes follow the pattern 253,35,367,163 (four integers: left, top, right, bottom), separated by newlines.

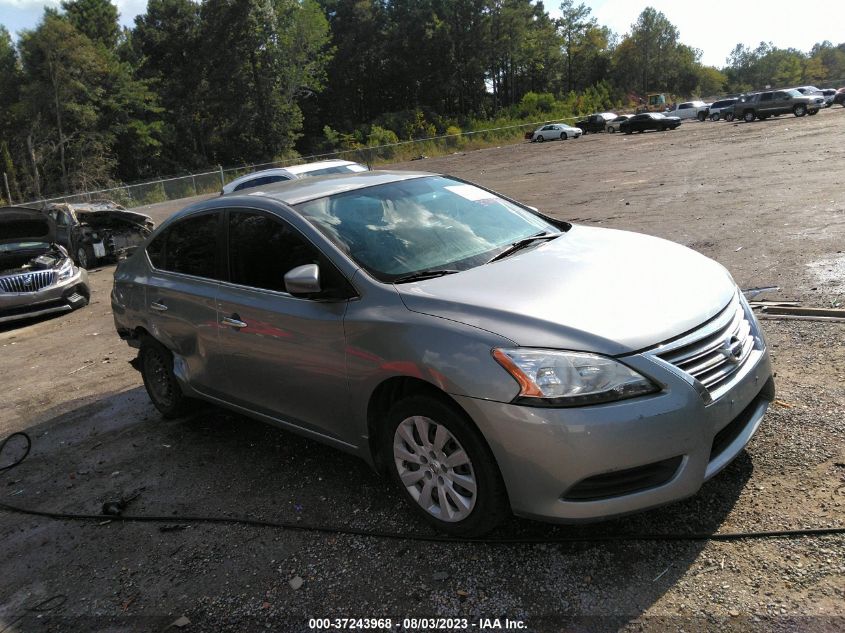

15,116,582,209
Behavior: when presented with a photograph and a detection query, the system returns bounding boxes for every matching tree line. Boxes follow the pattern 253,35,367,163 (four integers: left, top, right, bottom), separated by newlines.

1,0,843,203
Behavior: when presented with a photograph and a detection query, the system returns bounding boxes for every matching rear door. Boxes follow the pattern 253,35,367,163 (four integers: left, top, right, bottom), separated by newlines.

144,210,225,396
214,207,354,443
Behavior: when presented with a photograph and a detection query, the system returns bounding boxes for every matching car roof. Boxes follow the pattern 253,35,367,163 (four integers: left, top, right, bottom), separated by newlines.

225,160,363,188
220,170,433,206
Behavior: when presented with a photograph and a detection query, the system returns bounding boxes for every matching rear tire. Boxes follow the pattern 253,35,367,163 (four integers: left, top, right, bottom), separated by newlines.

808,108,818,116
710,113,720,121
624,128,632,135
697,112,706,122
384,395,509,537
793,104,807,117
139,338,190,419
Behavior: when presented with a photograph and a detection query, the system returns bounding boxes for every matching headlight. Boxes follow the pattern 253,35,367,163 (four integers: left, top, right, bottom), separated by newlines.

492,348,659,407
57,259,75,281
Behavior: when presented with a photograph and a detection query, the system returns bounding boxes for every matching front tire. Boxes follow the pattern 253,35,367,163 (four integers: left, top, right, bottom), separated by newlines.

710,113,720,121
808,108,818,116
725,112,735,122
385,395,508,536
793,104,807,117
697,112,706,122
561,132,568,140
139,338,190,419
536,135,545,142
743,110,756,123
75,244,96,269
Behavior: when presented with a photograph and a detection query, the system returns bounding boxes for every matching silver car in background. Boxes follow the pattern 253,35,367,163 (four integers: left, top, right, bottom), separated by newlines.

221,160,369,195
112,171,774,535
1,207,90,324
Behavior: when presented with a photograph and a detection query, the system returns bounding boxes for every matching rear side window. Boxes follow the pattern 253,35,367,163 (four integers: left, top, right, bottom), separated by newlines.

147,212,219,278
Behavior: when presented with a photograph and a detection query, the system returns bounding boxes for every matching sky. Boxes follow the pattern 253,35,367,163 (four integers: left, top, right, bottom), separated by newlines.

2,0,844,69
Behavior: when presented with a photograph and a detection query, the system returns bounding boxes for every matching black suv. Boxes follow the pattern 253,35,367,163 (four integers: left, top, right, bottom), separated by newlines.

575,112,616,134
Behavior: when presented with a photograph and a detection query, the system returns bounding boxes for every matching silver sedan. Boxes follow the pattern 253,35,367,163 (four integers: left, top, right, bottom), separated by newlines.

530,123,582,142
112,171,773,535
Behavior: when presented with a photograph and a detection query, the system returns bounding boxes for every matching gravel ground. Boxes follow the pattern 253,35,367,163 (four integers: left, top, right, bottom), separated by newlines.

1,109,844,632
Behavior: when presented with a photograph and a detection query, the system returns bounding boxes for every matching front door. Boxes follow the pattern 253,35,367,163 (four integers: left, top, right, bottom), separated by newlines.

214,208,353,444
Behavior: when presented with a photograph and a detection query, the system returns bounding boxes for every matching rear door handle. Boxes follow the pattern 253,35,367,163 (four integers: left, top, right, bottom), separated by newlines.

150,301,168,312
221,315,247,329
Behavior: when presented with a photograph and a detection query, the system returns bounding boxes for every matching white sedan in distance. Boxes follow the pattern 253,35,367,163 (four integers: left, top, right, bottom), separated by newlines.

221,160,369,195
529,123,582,142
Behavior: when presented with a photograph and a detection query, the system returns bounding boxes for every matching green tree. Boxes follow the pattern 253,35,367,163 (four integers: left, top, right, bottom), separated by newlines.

557,0,593,92
61,0,120,49
199,0,331,164
132,0,206,169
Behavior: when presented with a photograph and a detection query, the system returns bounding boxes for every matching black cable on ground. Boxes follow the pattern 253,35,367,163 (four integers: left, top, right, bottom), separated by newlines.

2,432,844,545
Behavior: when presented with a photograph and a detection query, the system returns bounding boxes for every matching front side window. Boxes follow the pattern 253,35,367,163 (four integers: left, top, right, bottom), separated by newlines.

295,176,562,282
148,212,218,278
226,210,353,297
760,93,773,102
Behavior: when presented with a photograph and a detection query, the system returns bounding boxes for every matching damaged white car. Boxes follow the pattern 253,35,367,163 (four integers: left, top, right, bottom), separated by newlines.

0,207,90,324
44,200,155,269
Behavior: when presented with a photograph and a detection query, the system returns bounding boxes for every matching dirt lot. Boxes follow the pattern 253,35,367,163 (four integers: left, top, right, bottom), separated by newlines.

1,109,844,632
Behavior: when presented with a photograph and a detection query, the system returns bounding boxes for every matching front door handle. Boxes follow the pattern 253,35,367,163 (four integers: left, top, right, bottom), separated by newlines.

221,314,247,330
150,301,168,312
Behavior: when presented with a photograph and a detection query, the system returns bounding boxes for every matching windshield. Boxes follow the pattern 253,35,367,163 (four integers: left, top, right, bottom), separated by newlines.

295,176,562,282
786,89,802,97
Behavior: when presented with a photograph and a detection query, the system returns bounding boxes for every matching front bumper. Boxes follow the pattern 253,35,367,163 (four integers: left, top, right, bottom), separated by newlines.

454,317,774,522
0,268,89,324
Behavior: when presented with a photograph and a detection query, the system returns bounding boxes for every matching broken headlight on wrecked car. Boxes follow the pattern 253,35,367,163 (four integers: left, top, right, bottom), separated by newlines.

57,258,75,281
493,348,659,407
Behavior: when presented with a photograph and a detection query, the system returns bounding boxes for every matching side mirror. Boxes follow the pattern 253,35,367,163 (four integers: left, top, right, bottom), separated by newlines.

284,263,321,296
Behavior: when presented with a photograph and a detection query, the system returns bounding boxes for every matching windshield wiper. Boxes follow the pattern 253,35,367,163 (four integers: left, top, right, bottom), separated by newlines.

485,233,560,264
392,269,460,284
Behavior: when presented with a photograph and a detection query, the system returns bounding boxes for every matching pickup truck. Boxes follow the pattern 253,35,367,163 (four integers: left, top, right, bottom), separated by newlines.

727,89,821,122
665,101,709,121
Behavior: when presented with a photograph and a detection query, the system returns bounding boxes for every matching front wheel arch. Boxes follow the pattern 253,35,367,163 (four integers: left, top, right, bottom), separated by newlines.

367,377,488,477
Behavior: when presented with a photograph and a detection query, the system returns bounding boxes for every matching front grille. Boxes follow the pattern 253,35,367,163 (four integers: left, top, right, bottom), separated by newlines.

656,295,755,395
0,270,56,293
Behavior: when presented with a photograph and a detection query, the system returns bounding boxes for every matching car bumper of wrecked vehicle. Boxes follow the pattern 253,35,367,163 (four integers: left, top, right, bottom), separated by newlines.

0,267,89,324
452,301,774,523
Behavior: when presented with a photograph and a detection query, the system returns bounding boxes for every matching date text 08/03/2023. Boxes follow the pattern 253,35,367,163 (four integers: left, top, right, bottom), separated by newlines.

307,617,527,630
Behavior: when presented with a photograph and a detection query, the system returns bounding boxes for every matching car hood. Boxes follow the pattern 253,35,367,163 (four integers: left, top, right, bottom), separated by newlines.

75,209,154,229
396,226,736,356
0,207,55,245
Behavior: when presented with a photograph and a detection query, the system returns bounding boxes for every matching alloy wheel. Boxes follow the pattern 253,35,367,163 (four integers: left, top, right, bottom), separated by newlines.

393,415,477,522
